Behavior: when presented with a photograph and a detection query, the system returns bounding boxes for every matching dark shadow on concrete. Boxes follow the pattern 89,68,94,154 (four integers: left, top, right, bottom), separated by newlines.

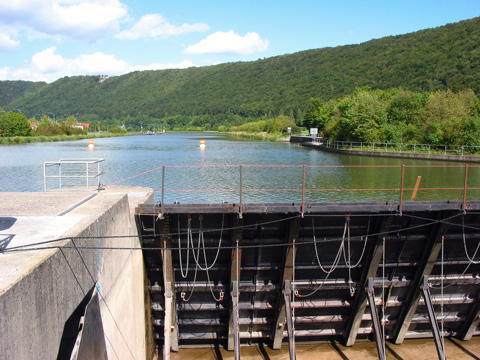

258,343,271,360
330,340,349,360
385,343,405,360
447,337,480,360
56,285,95,360
0,217,16,231
213,341,223,359
0,234,14,251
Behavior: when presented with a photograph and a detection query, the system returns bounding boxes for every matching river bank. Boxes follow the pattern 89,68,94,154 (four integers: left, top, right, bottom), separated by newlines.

290,136,480,163
0,132,128,144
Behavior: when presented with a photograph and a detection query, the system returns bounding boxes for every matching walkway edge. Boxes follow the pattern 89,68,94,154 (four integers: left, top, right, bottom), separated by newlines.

300,143,480,163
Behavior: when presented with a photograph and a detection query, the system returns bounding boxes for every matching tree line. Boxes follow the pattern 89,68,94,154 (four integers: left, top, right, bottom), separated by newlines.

303,88,480,146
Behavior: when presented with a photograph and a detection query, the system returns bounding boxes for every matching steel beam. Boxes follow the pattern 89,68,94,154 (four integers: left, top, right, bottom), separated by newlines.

283,280,296,360
164,281,173,360
231,280,240,360
345,216,392,346
158,215,179,355
271,217,300,349
367,278,386,360
420,276,447,360
459,286,480,341
392,214,450,344
228,218,243,354
135,201,480,216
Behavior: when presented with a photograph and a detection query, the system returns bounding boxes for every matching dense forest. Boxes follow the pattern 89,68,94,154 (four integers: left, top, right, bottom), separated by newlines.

0,80,46,107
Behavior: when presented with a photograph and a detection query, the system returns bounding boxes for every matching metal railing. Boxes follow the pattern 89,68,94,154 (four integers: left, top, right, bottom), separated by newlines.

149,164,480,216
44,158,105,192
328,141,480,156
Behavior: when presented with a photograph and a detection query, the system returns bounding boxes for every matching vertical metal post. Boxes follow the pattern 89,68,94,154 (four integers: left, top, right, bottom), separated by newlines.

284,280,296,360
421,276,447,360
239,165,243,218
463,165,469,211
43,163,47,192
160,165,165,219
301,165,306,216
232,280,240,360
59,163,62,190
164,282,172,360
86,162,89,190
163,238,172,360
399,165,405,214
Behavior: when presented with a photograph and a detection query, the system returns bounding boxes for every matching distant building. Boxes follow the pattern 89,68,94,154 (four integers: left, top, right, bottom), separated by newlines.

75,123,90,130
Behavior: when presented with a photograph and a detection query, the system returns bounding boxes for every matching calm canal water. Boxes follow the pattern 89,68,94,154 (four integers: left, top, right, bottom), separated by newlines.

0,133,478,204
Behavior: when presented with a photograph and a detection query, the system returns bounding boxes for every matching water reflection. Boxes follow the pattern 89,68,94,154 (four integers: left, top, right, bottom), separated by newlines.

0,133,478,204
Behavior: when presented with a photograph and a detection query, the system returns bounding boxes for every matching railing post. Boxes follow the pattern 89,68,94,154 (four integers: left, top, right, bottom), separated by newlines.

301,165,306,216
239,165,243,218
59,163,62,191
160,165,165,219
463,165,469,211
86,162,89,190
399,165,405,214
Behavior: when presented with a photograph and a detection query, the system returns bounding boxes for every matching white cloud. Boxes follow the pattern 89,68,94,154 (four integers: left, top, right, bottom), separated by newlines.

131,59,194,71
0,0,128,42
72,52,129,73
0,47,196,82
116,13,209,40
0,26,20,50
184,30,269,55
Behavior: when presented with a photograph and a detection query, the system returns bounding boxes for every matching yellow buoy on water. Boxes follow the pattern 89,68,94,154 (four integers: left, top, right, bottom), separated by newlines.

200,139,205,149
88,139,94,150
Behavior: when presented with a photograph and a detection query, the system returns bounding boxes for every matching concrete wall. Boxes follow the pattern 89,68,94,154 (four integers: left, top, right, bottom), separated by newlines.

0,188,154,360
308,144,480,163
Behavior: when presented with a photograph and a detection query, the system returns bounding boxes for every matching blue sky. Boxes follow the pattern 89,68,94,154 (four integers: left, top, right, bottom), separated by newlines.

0,0,479,83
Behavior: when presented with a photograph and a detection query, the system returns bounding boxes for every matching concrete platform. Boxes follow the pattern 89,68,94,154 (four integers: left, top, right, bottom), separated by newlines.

0,186,154,360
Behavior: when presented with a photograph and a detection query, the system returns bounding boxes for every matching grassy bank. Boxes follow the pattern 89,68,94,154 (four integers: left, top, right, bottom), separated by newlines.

0,132,128,144
227,131,289,142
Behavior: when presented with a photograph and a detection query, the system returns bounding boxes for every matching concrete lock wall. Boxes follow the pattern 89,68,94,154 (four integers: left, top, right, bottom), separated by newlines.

0,188,154,360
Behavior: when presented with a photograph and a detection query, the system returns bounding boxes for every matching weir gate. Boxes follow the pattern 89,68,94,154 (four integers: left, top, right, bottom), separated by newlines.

134,165,480,359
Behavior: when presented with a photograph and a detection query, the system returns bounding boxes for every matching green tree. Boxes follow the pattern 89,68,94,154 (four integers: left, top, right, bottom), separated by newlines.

0,112,31,137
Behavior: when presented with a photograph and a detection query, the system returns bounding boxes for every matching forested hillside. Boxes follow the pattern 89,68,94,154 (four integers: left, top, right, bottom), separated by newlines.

4,17,480,128
0,80,46,107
